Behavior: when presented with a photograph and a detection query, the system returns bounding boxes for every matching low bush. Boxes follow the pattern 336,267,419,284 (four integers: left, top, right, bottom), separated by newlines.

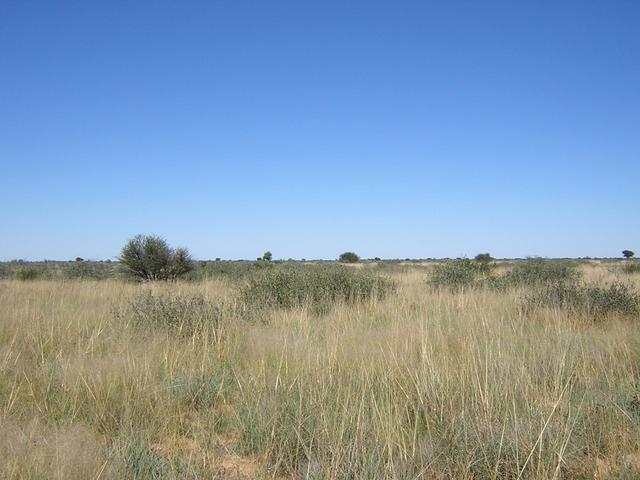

118,291,224,335
499,258,579,287
429,258,580,291
429,259,476,289
428,259,486,290
240,267,394,313
526,282,640,320
15,267,40,281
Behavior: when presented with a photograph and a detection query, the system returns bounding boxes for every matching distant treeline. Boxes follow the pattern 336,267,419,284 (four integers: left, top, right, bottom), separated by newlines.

0,257,636,282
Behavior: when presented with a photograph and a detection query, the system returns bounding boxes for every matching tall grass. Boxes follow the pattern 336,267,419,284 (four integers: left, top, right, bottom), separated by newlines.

623,261,640,275
1,264,640,478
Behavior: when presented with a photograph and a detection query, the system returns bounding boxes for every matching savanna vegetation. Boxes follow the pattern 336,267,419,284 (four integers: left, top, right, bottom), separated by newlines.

1,253,640,478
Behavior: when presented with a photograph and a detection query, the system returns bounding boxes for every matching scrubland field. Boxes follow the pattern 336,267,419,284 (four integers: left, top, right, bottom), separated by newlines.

1,259,640,479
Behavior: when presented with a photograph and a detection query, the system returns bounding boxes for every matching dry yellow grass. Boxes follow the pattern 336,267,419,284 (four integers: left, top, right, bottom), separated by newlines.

1,264,639,478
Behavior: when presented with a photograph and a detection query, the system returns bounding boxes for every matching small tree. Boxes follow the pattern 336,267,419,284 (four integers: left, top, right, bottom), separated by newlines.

119,234,193,280
262,251,272,261
474,253,493,263
622,250,635,259
339,252,360,263
474,252,495,275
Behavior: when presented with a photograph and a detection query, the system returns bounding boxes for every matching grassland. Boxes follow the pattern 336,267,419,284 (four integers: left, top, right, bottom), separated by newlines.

1,260,639,478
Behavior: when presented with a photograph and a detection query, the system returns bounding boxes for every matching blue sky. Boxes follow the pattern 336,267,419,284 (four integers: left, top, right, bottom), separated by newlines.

1,1,638,260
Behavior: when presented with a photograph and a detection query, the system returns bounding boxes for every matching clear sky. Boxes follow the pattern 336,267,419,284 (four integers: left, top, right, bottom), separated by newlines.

1,1,638,260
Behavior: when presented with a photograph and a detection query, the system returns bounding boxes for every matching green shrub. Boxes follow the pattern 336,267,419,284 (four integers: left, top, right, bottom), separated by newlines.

15,267,39,281
497,258,579,288
429,258,581,291
428,259,483,290
526,282,640,320
240,267,394,313
119,291,224,335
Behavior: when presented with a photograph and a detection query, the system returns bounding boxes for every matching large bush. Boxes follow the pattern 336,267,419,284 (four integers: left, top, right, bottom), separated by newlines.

428,258,496,290
119,235,193,281
240,267,394,313
429,259,480,290
494,258,579,288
